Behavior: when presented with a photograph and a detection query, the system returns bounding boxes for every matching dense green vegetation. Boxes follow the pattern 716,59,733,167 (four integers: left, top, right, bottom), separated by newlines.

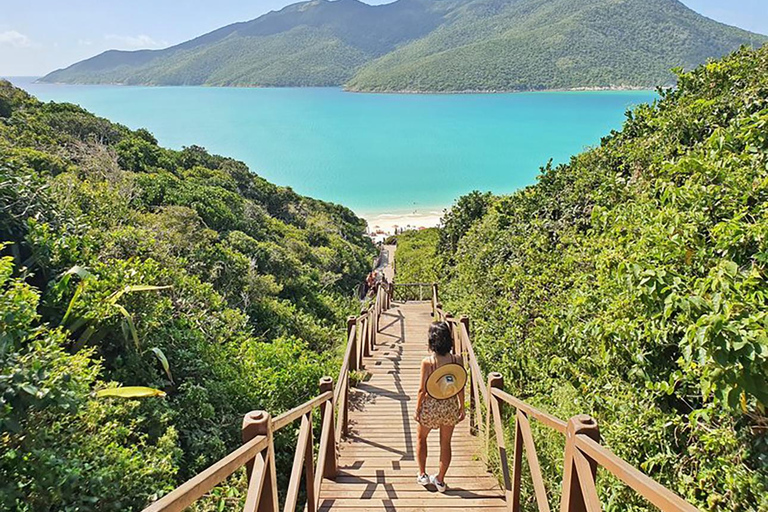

0,80,374,510
391,228,441,284
398,46,768,510
41,0,765,92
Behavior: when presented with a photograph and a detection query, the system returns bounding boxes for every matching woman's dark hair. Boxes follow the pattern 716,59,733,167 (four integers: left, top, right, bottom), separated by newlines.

428,322,453,355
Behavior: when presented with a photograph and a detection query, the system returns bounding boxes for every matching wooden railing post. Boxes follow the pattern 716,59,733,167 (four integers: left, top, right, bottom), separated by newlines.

344,317,357,437
364,310,371,353
380,283,385,310
459,315,469,342
318,377,338,481
560,415,600,512
460,315,478,436
444,313,456,353
359,308,369,358
487,373,515,511
242,411,278,512
347,316,357,373
284,410,316,512
370,308,377,347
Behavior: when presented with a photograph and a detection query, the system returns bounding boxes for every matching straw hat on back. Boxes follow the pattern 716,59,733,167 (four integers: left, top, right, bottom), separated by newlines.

426,362,467,400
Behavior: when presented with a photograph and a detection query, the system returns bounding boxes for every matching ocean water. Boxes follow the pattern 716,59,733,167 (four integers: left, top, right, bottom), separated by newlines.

8,77,655,220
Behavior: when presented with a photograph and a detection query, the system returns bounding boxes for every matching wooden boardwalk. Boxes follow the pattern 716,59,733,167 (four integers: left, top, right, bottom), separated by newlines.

318,301,506,511
143,244,701,512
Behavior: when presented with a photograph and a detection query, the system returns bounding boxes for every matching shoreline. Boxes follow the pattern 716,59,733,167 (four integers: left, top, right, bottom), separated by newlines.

343,85,661,95
360,208,444,235
27,78,659,95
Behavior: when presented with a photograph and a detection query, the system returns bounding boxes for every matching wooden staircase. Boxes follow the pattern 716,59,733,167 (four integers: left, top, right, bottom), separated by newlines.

319,301,505,511
141,245,701,512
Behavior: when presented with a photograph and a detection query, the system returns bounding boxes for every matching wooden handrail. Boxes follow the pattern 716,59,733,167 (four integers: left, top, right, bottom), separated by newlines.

143,434,269,512
333,279,389,437
574,436,700,512
272,391,333,431
148,271,700,512
142,275,393,512
142,249,393,512
283,412,315,512
457,320,488,404
392,281,430,301
143,386,335,512
144,281,391,512
491,387,567,434
573,449,602,512
427,283,701,512
333,324,356,404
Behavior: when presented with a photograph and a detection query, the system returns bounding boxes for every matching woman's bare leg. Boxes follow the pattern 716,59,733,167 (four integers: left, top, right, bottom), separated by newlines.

437,424,455,482
417,423,431,476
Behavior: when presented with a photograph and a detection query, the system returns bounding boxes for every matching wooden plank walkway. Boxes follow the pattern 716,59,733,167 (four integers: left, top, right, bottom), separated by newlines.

318,301,506,511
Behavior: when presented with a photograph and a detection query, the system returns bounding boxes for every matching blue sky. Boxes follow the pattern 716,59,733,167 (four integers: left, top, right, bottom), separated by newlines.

1,0,766,76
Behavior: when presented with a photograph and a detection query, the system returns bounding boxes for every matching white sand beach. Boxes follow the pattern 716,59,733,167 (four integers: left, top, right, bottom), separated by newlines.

361,208,444,235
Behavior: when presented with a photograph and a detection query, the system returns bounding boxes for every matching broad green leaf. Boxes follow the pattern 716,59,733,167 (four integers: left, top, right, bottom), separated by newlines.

96,386,166,398
77,325,96,346
108,285,172,304
61,282,86,327
64,265,92,279
123,284,173,293
60,266,92,326
151,347,174,384
115,304,140,349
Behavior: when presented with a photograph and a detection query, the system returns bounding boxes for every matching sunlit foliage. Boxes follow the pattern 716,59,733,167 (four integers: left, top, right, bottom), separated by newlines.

0,81,374,510
399,46,768,510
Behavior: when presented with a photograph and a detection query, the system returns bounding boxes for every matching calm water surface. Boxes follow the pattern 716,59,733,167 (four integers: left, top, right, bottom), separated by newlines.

9,77,655,216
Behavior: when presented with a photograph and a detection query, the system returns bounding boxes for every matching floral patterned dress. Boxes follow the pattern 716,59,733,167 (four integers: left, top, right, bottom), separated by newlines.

417,353,463,429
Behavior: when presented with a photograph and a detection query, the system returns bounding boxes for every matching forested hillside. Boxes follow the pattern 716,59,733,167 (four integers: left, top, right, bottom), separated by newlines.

40,0,447,87
398,46,768,509
347,0,767,92
40,0,765,92
0,81,374,510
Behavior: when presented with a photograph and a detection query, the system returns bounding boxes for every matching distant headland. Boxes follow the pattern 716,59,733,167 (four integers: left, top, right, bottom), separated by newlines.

39,0,766,93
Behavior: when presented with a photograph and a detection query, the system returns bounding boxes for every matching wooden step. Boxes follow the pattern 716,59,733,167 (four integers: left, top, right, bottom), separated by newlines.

318,497,506,508
317,300,505,511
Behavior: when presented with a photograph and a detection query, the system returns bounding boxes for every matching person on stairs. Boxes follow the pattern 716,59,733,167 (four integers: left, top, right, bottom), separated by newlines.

414,321,466,492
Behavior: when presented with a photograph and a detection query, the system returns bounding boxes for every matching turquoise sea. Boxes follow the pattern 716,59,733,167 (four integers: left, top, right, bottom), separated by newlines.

8,77,655,220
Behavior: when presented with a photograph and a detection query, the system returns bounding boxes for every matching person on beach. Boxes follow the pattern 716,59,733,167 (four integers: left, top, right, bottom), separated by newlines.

414,322,466,492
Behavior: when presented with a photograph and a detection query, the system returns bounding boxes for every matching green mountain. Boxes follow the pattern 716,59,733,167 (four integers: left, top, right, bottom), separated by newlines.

0,80,374,508
40,0,766,92
348,0,768,91
40,0,448,87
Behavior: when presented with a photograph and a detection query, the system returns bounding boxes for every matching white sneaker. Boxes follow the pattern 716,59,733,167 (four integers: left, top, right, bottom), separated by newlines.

417,473,430,486
430,474,447,493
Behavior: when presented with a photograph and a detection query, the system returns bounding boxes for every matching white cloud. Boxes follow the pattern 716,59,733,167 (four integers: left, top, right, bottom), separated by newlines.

0,30,33,48
104,34,168,50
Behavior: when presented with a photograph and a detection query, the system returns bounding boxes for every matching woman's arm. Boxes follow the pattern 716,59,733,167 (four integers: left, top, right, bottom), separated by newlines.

458,387,466,421
458,355,466,421
415,358,429,422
